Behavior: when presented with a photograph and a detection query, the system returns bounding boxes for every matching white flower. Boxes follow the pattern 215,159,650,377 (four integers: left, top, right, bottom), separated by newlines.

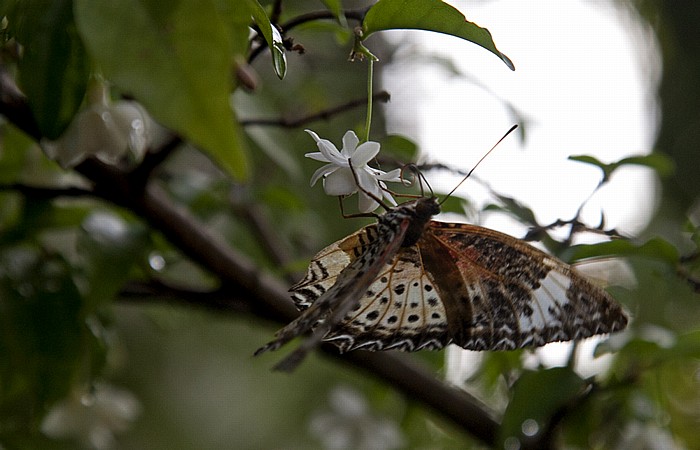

41,81,155,168
41,383,141,449
305,129,401,213
309,386,405,450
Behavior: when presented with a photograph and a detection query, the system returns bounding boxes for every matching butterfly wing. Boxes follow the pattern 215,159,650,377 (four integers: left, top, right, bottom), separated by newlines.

316,221,627,353
289,224,382,311
422,221,628,350
321,244,451,352
256,217,412,371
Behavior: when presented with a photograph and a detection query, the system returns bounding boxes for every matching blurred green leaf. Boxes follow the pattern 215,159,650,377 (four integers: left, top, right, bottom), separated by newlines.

260,185,306,212
569,152,674,183
77,211,149,307
438,195,469,215
484,193,538,225
74,0,249,180
9,0,89,139
0,125,33,183
211,0,252,57
379,134,418,162
499,367,585,447
321,0,345,25
474,350,524,392
613,331,700,375
246,0,286,79
0,246,88,431
562,237,679,266
363,0,514,70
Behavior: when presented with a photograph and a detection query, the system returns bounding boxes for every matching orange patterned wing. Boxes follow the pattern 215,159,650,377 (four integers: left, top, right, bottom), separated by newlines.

259,196,628,369
423,221,628,350
314,220,627,353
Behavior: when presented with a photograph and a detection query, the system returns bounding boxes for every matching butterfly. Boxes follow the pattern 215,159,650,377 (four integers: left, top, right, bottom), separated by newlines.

255,195,629,372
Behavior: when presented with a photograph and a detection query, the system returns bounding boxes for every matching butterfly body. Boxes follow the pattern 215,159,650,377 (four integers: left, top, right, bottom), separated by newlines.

257,197,628,370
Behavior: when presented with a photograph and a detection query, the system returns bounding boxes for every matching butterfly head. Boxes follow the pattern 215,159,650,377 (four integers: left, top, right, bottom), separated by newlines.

399,196,440,247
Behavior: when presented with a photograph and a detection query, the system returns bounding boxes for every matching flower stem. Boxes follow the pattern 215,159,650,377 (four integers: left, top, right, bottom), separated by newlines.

364,58,374,142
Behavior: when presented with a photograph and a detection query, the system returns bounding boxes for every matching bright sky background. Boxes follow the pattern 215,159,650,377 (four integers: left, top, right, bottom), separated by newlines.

379,0,661,378
381,0,661,238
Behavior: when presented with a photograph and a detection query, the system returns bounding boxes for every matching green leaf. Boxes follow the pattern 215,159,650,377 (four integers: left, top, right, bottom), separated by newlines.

320,0,345,25
77,211,149,307
74,0,249,180
211,0,252,57
245,0,286,79
617,153,675,177
0,124,33,182
569,152,674,183
362,0,514,70
0,246,88,431
9,0,89,139
499,367,585,447
438,195,469,215
484,193,538,225
379,134,419,162
562,237,679,266
614,331,700,374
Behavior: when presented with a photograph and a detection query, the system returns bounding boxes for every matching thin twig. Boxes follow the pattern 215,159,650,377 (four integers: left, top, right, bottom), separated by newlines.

280,8,369,33
240,91,390,128
0,184,94,199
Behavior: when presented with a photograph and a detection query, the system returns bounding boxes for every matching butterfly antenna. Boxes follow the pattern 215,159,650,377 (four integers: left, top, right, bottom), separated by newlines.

404,164,435,198
440,124,518,205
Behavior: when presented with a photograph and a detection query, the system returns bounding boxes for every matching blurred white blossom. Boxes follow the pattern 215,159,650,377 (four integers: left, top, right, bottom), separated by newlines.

41,81,157,168
41,382,141,449
305,129,402,213
616,421,683,450
309,385,405,450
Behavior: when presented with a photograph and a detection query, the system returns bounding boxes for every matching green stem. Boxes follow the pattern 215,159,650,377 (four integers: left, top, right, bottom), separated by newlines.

364,58,374,142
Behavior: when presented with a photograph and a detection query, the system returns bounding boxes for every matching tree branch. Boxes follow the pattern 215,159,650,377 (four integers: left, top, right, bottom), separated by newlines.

240,91,391,128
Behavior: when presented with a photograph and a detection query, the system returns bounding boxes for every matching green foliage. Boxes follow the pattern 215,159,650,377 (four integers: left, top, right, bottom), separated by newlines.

563,237,680,266
379,134,419,161
569,152,675,182
499,368,585,446
73,0,250,179
246,0,286,79
6,0,89,139
363,0,515,70
77,212,150,307
0,246,92,432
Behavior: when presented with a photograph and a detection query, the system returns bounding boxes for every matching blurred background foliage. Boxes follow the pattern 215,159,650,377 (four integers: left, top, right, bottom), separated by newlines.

0,0,699,449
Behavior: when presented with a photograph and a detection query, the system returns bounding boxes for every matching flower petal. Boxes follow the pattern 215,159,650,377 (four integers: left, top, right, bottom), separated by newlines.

356,168,382,198
351,141,380,166
305,129,346,166
324,168,358,196
381,187,398,206
310,164,337,186
304,152,330,162
376,168,402,182
341,130,359,158
357,192,379,213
